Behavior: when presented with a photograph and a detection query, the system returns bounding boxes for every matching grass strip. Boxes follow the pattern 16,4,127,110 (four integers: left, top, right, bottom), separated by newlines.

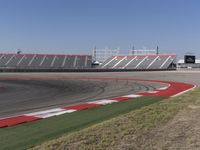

31,88,200,150
0,96,163,150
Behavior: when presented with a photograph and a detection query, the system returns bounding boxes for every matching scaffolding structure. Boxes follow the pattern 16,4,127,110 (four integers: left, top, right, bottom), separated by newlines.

93,47,120,62
129,46,159,55
129,49,157,55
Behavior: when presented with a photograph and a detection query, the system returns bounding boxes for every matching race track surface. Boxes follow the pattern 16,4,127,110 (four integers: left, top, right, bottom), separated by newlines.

0,70,199,118
0,77,162,118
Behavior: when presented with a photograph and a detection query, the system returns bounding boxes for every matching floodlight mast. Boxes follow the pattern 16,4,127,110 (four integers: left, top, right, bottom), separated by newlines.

93,46,97,61
156,46,159,55
132,45,134,55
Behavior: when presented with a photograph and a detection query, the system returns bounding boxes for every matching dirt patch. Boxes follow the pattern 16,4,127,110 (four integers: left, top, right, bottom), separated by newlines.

116,105,200,150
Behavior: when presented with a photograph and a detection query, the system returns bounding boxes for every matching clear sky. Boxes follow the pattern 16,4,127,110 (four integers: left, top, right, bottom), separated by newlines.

0,0,200,57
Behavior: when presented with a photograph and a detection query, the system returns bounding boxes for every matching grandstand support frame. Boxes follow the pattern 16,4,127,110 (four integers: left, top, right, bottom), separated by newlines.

129,49,157,55
92,47,120,63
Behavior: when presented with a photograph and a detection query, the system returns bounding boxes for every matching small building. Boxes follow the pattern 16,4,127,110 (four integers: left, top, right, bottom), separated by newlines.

177,54,200,68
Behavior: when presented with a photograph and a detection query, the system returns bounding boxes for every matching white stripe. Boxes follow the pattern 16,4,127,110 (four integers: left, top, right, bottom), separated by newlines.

146,56,160,69
157,87,168,90
157,83,171,90
26,108,65,116
146,91,159,93
50,56,57,67
28,55,36,66
62,56,67,67
61,109,77,113
102,56,117,68
39,56,46,66
123,56,137,69
25,108,76,118
5,55,15,65
88,99,118,105
17,55,25,66
135,56,148,69
122,94,142,98
31,110,76,118
112,56,127,68
160,56,171,69
73,56,77,67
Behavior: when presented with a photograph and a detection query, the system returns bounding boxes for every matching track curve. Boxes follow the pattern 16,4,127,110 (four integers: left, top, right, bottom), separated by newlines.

0,77,164,118
1,70,197,118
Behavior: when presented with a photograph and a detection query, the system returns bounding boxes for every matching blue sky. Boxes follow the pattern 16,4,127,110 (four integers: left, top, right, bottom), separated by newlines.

0,0,200,57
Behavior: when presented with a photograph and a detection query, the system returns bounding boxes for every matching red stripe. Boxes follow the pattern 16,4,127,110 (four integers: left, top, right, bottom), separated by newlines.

0,115,41,128
139,82,194,97
108,97,130,101
63,103,102,110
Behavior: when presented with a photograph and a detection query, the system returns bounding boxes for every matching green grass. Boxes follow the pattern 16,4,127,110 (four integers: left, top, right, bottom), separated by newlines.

31,88,200,150
0,96,163,150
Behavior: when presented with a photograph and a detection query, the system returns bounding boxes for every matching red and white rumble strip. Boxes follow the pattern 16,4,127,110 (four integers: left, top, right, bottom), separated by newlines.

0,79,195,128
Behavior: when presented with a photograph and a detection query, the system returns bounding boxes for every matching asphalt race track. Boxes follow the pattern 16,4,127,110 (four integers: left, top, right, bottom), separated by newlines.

0,70,199,118
0,76,162,118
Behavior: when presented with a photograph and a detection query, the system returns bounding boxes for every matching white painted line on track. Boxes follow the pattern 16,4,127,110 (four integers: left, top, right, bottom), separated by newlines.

25,108,65,116
157,84,170,90
25,108,76,118
32,110,77,118
88,99,118,105
122,94,143,98
171,85,197,97
145,91,159,94
157,87,168,90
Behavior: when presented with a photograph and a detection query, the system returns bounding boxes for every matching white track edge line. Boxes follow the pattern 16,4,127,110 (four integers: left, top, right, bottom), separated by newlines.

88,99,118,105
122,94,143,98
171,85,197,97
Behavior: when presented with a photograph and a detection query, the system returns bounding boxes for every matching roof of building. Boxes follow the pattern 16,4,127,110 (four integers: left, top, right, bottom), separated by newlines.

177,59,200,64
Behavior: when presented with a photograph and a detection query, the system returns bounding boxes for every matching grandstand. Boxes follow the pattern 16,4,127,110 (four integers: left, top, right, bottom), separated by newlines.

0,50,176,71
0,53,92,71
101,54,176,70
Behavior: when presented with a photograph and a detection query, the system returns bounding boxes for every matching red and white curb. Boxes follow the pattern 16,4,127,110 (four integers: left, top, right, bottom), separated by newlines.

0,79,195,128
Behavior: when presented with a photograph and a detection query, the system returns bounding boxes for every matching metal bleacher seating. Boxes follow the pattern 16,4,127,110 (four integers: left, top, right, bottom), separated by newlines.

0,53,92,70
41,55,55,68
62,55,75,68
0,55,12,67
101,54,176,70
53,55,65,68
